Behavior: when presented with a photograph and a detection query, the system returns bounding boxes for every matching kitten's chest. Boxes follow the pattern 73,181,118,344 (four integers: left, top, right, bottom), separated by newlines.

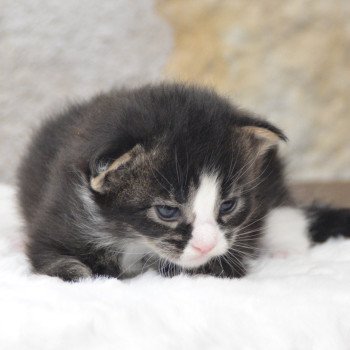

119,242,156,278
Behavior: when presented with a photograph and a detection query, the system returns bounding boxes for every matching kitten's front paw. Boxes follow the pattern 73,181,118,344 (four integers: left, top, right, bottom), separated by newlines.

38,257,92,282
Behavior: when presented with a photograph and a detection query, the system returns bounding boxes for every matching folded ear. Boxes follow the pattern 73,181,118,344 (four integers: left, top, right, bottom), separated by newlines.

90,144,142,193
242,125,286,154
242,126,286,153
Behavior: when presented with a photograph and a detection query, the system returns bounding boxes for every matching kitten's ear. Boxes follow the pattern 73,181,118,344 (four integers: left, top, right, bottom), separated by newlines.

90,144,142,193
240,121,287,155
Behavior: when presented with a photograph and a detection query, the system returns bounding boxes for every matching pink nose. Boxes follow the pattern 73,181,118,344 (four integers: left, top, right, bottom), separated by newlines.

191,242,216,254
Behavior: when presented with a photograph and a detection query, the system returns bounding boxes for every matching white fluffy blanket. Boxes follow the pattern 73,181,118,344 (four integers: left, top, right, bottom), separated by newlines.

1,184,350,350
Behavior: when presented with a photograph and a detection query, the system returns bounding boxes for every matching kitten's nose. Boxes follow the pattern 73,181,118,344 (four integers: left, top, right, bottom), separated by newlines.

191,241,216,254
191,222,218,255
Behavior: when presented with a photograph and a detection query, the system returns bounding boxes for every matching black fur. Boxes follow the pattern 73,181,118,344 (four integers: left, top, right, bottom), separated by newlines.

16,83,350,281
306,205,350,243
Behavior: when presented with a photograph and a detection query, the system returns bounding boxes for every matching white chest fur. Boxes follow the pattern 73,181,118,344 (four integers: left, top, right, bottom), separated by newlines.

120,242,155,276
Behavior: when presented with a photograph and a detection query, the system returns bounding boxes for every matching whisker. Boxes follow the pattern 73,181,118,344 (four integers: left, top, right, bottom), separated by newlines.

239,157,273,196
140,254,155,275
222,254,246,275
217,256,225,277
238,211,272,232
231,149,262,185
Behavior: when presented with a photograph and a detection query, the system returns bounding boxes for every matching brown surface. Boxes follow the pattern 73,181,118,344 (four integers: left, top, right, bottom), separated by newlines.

291,182,350,207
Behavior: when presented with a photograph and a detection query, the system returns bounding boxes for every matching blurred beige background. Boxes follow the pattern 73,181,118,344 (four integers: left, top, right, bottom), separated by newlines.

1,0,349,185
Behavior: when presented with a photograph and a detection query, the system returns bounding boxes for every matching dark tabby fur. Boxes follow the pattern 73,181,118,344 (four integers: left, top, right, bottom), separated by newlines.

17,83,350,281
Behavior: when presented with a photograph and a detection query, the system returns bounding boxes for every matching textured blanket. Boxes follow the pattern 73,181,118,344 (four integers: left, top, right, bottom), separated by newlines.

0,184,350,350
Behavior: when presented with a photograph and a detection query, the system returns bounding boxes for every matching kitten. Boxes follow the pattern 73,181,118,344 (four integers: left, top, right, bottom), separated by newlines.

17,83,350,281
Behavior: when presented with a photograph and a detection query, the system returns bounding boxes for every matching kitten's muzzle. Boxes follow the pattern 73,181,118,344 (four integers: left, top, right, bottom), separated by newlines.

190,222,220,255
177,223,228,268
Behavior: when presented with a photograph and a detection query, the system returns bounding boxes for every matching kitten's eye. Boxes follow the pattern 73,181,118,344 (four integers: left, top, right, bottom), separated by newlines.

219,199,238,215
155,205,180,221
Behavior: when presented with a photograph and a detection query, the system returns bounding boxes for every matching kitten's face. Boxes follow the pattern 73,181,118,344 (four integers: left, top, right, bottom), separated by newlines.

93,134,263,270
146,171,245,268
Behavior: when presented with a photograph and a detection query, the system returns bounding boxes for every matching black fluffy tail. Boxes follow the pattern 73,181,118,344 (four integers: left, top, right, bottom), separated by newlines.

305,205,350,243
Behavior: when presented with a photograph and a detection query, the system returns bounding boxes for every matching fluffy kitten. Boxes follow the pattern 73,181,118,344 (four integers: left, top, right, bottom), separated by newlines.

17,83,350,281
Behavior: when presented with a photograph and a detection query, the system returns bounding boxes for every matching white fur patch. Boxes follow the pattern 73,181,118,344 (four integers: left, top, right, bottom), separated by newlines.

192,174,219,225
179,174,228,268
120,242,154,276
262,207,311,257
76,184,121,254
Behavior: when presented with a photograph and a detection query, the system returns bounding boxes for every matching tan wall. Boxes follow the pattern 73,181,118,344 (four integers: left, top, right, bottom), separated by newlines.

158,0,350,181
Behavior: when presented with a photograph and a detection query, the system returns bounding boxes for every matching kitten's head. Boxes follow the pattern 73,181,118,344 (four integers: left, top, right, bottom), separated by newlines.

88,84,287,271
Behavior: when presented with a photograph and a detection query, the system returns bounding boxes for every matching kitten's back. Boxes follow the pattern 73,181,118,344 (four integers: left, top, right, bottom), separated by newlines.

17,105,84,222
